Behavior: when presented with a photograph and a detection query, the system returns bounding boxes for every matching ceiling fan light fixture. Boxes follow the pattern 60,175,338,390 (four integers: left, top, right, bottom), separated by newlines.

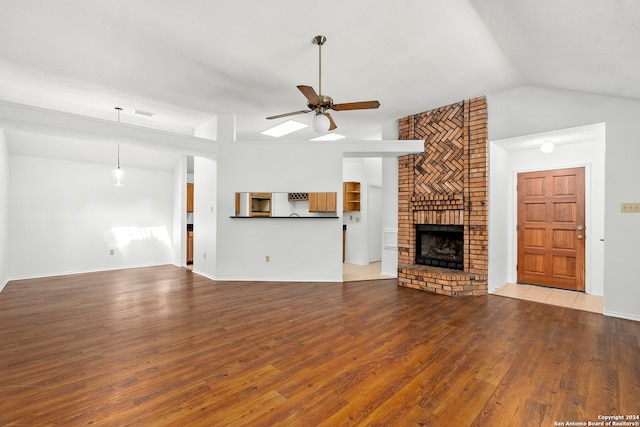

265,35,380,133
312,112,331,133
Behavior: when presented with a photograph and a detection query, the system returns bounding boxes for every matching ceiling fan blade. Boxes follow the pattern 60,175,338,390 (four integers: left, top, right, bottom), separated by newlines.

297,85,321,105
332,100,380,111
325,113,337,131
266,109,312,120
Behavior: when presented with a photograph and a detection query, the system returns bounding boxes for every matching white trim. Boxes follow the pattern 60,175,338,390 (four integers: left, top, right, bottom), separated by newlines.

488,281,510,294
207,274,343,283
7,263,173,282
383,228,398,250
191,269,216,282
603,310,640,322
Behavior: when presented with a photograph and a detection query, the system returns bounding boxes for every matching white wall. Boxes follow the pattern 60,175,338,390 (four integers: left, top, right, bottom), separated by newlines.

489,126,606,296
0,130,8,291
489,85,640,321
172,156,188,267
8,155,175,279
381,157,399,276
214,141,343,281
488,141,510,290
192,156,217,279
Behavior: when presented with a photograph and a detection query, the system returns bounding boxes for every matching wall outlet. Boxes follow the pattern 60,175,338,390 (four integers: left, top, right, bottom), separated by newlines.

109,249,115,256
621,203,640,213
203,252,207,259
265,255,270,262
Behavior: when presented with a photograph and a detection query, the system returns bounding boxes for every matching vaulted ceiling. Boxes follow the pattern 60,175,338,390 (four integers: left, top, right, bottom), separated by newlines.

0,0,638,147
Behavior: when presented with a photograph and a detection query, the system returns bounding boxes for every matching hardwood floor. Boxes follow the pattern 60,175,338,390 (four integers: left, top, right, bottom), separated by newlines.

1,265,638,426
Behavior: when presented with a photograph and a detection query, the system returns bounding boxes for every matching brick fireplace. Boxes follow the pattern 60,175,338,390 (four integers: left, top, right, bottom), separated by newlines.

397,97,488,296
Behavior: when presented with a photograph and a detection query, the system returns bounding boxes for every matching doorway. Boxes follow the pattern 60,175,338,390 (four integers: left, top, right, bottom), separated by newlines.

517,167,585,291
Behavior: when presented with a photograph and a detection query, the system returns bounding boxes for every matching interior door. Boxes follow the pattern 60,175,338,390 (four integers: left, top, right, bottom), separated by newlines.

517,167,585,291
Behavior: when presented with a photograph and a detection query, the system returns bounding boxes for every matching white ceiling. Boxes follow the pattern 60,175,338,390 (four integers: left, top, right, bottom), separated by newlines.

0,0,638,163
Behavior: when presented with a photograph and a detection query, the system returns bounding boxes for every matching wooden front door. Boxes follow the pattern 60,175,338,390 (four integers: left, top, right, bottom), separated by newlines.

517,167,585,291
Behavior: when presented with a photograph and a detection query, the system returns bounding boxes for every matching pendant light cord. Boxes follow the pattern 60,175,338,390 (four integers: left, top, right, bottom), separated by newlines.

115,107,123,169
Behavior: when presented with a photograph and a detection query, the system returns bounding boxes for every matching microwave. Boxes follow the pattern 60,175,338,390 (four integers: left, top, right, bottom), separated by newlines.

250,192,271,217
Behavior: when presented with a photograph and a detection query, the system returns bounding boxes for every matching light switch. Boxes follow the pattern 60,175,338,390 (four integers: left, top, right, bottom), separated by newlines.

621,203,640,213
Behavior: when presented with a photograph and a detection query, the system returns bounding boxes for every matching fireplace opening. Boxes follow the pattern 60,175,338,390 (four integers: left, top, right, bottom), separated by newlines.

415,224,464,270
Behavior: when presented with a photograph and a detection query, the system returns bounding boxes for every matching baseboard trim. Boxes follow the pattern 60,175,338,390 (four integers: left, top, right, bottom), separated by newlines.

203,273,343,283
488,281,510,294
7,263,173,282
603,309,640,322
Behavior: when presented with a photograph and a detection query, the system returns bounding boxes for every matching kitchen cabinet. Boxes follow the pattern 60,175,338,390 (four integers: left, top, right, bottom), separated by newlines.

343,181,360,212
309,192,337,213
187,183,194,212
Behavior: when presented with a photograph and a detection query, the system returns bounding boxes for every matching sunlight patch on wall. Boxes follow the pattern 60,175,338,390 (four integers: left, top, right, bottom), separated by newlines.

104,226,171,249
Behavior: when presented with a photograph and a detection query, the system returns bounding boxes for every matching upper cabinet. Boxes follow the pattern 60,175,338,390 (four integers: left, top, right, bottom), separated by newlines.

343,182,360,212
187,183,194,212
309,192,337,213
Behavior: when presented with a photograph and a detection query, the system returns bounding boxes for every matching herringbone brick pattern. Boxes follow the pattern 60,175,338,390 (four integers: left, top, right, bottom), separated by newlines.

413,102,464,196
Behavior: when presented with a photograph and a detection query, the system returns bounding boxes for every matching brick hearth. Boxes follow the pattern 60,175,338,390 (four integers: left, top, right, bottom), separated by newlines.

397,97,488,296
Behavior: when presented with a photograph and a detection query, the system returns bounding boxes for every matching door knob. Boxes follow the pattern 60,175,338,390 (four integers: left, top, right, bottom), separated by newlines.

577,235,584,240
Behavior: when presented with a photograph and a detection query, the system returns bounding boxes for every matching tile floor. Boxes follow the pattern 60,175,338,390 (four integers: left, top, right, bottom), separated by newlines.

492,283,603,314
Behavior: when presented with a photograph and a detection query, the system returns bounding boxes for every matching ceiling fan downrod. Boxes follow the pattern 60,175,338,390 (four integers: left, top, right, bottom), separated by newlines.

313,35,326,96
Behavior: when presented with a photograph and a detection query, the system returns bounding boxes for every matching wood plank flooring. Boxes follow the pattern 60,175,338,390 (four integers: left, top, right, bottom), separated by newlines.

0,265,638,426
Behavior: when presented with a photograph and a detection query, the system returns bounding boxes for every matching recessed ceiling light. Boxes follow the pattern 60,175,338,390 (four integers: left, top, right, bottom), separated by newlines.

310,133,346,141
261,120,308,137
133,109,155,117
540,141,554,153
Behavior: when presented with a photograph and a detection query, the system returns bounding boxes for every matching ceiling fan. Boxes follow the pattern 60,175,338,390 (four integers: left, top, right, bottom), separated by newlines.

266,35,380,132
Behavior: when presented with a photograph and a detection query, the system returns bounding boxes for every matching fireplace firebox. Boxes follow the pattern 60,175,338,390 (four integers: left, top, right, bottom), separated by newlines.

415,224,464,270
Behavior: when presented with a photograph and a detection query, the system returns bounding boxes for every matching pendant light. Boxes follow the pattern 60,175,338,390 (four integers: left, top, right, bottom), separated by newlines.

112,107,126,186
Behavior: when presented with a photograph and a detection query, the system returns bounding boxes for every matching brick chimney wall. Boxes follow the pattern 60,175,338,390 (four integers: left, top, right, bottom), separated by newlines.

397,97,488,296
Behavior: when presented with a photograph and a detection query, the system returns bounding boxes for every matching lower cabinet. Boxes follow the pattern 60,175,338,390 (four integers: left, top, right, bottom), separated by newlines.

187,231,194,264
